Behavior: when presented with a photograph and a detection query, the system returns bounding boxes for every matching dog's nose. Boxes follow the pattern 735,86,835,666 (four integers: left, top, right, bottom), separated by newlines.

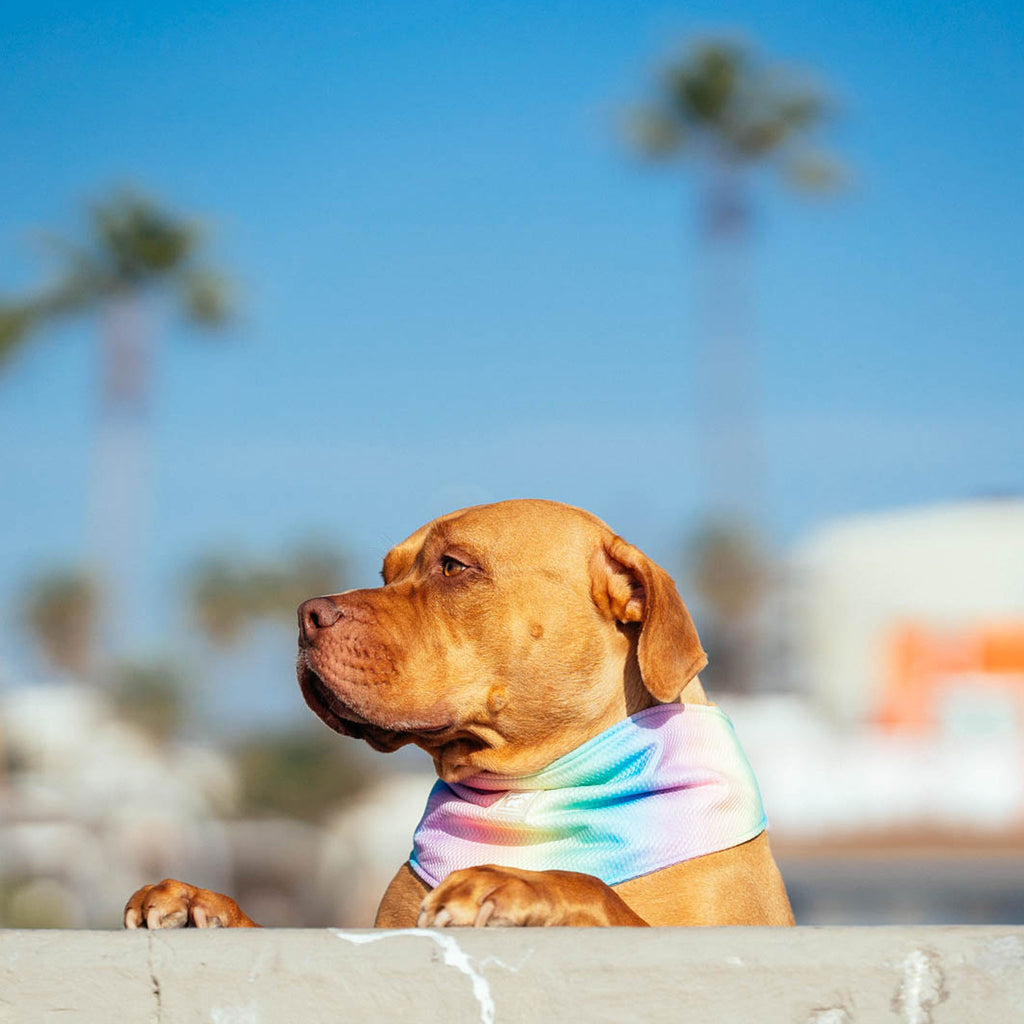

298,597,343,643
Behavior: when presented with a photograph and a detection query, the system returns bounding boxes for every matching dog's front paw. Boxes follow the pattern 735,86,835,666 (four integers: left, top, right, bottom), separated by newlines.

123,879,258,929
417,864,647,927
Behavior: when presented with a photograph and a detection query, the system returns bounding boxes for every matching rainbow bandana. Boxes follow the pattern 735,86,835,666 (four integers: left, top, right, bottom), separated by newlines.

409,703,767,889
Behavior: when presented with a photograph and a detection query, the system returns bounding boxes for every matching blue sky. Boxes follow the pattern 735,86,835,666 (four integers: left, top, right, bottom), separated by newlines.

1,0,1022,711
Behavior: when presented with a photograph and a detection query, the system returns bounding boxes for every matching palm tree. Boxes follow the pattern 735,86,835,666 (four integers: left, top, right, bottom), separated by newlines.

684,521,771,694
0,191,230,378
627,38,844,692
0,190,233,658
627,38,843,518
22,568,99,680
188,544,347,647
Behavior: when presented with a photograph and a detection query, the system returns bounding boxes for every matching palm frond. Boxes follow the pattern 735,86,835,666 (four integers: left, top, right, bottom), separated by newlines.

628,36,844,193
179,268,233,327
0,302,37,367
91,192,199,283
783,150,847,192
625,107,687,160
667,42,744,124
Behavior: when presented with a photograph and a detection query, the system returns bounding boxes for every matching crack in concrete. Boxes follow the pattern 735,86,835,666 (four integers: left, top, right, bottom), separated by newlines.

334,929,517,1024
478,950,533,974
146,932,162,1024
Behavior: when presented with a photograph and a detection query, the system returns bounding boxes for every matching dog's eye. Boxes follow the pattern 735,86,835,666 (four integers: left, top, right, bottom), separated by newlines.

441,556,466,578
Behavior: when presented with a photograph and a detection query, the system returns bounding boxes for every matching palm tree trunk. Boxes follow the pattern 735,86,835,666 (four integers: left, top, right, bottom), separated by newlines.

88,292,154,667
694,163,763,521
691,164,765,694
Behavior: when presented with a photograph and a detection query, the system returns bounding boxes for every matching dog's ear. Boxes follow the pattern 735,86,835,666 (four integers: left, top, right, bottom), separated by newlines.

590,535,707,702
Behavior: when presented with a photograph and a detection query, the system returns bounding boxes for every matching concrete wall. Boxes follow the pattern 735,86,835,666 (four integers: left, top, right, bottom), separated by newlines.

1,926,1022,1023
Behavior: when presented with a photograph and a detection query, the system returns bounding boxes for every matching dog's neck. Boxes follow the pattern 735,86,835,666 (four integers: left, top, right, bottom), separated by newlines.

524,676,712,782
623,664,710,718
432,674,712,784
678,675,709,705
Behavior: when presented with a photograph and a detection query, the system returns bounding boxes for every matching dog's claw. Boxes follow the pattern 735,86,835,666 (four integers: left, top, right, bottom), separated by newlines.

473,900,495,928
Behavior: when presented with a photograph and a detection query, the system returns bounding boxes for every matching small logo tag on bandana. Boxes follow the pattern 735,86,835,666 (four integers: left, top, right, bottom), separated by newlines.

490,789,541,823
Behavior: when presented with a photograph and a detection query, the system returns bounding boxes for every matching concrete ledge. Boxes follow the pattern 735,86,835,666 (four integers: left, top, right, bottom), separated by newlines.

1,927,1022,1023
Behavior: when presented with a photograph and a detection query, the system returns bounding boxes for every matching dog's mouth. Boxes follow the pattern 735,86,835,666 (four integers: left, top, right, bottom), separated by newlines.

297,657,454,750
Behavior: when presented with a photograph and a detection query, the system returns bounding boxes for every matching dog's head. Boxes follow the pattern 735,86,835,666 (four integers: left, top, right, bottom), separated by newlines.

297,499,706,782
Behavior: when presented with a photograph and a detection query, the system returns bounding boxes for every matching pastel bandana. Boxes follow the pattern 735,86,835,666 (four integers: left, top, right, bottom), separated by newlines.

409,703,767,888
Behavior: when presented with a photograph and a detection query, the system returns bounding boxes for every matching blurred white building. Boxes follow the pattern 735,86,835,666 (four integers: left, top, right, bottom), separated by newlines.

790,499,1024,730
735,499,1024,843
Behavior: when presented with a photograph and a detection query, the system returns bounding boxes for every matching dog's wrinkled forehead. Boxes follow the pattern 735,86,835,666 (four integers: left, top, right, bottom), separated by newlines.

381,511,459,584
381,500,613,584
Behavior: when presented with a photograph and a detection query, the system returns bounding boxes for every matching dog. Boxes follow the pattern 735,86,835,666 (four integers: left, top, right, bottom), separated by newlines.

125,499,793,929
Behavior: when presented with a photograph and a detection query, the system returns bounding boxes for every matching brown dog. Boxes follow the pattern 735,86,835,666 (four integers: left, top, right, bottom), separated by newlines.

125,500,793,930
